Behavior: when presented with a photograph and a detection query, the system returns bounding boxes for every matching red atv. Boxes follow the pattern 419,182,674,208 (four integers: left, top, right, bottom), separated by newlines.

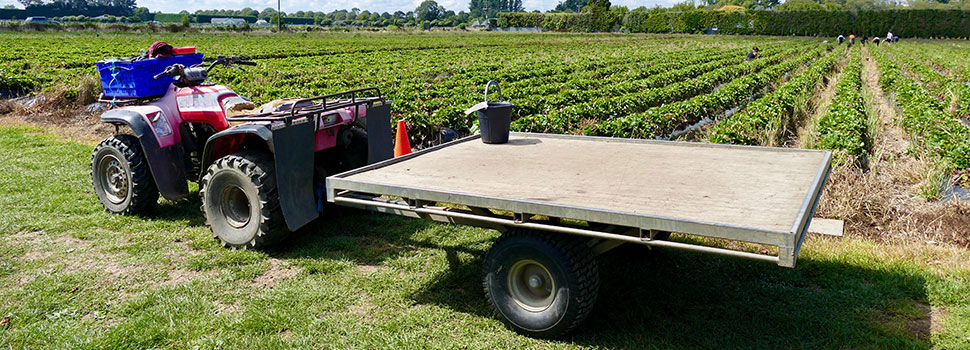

91,55,393,247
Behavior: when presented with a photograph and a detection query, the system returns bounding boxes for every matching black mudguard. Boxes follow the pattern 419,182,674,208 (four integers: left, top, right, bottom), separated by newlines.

269,119,318,231
366,100,394,164
201,121,317,232
101,109,189,201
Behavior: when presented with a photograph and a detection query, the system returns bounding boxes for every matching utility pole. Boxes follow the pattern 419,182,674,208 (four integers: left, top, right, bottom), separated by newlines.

277,0,282,31
482,5,489,29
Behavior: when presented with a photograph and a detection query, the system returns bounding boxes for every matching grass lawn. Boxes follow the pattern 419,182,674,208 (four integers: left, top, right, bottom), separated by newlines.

1,125,969,349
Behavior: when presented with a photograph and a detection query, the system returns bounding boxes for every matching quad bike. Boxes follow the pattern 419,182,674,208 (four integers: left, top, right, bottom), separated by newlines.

92,55,393,247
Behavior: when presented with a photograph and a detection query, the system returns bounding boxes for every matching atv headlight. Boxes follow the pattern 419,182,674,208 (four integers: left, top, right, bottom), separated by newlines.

148,111,172,137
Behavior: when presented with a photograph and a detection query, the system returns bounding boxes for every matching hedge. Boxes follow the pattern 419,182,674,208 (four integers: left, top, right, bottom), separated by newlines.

153,13,314,25
499,9,970,38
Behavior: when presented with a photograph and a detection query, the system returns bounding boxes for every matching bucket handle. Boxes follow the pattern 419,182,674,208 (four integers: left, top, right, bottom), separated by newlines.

484,80,503,103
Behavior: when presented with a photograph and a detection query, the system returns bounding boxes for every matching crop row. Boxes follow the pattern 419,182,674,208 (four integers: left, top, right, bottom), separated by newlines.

811,47,871,163
707,46,843,146
870,47,970,170
514,43,811,134
507,47,759,120
891,44,970,120
211,38,794,142
593,43,830,139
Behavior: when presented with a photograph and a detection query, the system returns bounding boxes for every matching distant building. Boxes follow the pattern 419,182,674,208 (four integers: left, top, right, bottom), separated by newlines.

211,18,247,26
255,19,269,26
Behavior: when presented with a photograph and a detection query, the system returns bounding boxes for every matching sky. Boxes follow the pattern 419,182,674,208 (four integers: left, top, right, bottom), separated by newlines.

0,0,682,14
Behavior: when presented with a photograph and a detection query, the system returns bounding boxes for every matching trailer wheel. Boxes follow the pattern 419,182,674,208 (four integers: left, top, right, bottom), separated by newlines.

483,229,599,338
200,151,287,248
91,134,158,215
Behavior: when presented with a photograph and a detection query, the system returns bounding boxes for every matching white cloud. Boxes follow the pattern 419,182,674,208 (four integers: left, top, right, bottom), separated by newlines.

0,0,678,14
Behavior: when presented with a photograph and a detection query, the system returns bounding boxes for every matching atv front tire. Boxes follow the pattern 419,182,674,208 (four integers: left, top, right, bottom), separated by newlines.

200,152,288,248
91,134,159,215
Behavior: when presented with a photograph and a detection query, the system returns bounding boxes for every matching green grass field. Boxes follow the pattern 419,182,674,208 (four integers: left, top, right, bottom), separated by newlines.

1,125,969,349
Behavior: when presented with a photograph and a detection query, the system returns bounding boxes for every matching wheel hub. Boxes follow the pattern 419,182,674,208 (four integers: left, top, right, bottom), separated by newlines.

220,185,251,229
99,155,129,204
508,259,556,312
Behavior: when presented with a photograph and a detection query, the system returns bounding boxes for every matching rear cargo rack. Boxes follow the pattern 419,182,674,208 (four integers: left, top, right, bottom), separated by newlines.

226,87,386,126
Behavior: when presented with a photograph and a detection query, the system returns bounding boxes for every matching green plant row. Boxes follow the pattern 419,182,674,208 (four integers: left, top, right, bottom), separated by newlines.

891,44,970,120
708,46,842,146
389,44,753,133
591,44,830,139
870,47,970,170
439,44,745,113
507,46,757,118
418,43,788,133
812,48,871,162
514,43,809,133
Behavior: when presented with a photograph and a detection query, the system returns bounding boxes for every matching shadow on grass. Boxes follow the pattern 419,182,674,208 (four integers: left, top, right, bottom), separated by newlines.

151,199,933,349
415,240,933,349
149,193,206,227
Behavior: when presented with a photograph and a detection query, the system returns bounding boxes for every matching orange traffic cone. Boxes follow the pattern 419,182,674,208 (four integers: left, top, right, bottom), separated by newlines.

393,120,412,157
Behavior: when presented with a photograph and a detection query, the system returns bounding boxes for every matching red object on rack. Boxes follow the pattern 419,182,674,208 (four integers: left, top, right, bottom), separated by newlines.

173,46,196,55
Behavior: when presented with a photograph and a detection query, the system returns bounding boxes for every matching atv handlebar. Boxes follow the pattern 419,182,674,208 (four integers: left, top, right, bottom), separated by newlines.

153,64,185,79
153,55,256,82
207,56,256,71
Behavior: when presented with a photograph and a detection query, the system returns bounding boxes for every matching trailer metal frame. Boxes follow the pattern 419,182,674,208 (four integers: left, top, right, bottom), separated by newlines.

327,132,832,268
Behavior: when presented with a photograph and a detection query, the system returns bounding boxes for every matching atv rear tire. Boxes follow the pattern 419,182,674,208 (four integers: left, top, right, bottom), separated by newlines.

337,127,368,172
91,134,158,215
200,152,288,248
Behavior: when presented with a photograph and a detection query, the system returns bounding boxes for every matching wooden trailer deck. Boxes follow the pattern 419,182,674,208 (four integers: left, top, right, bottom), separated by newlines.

327,133,832,267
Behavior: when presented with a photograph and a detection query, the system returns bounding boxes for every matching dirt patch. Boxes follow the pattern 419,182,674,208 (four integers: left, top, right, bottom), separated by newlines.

213,300,241,314
346,304,374,321
874,303,947,340
356,264,389,274
251,258,299,288
161,268,218,286
345,292,376,322
815,47,970,247
903,303,947,338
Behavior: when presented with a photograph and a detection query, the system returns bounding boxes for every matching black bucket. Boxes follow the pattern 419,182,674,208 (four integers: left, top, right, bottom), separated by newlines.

471,80,514,144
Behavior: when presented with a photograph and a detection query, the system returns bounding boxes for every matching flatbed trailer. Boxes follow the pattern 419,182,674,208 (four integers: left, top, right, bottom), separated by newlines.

327,132,832,338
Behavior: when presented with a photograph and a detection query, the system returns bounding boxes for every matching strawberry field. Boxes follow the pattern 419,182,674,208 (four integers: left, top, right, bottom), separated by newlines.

3,31,970,178
2,31,970,348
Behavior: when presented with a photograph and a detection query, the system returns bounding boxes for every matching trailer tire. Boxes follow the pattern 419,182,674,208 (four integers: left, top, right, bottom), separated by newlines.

91,134,158,215
483,229,599,338
200,151,288,248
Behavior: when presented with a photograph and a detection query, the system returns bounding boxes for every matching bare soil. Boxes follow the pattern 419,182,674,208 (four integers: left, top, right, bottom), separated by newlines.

251,258,299,288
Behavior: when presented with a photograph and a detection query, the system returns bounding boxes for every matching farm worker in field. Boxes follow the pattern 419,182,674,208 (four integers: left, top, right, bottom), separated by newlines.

861,35,868,46
746,47,759,60
837,35,845,44
873,37,881,46
848,35,855,47
887,32,894,42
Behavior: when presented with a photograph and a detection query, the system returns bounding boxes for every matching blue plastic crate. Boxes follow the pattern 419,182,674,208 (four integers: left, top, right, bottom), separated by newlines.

97,54,204,98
